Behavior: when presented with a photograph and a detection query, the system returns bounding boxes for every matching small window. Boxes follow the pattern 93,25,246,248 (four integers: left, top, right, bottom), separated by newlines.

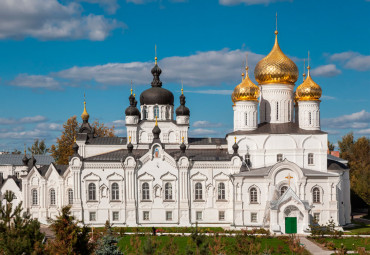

142,182,150,200
111,182,119,200
217,182,226,200
250,187,258,203
143,211,149,221
308,153,314,165
165,182,173,200
88,183,96,201
89,212,96,221
16,172,20,179
112,211,119,221
154,105,159,118
166,211,172,221
32,189,38,205
309,112,312,125
313,187,320,203
251,212,257,223
68,189,73,205
196,211,202,221
143,106,148,120
288,103,291,121
245,113,248,126
195,182,203,200
50,189,56,205
219,211,225,221
264,102,267,121
276,102,279,120
245,154,251,167
280,186,288,196
0,172,3,179
313,213,320,223
277,154,283,162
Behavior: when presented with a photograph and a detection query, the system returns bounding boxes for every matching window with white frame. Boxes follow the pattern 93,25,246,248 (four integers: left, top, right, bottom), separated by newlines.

166,211,172,221
219,211,225,221
277,154,283,162
154,105,159,118
217,182,226,200
112,211,119,221
68,189,73,205
50,188,56,205
143,211,149,221
195,182,203,200
196,211,202,221
280,186,288,196
309,112,312,125
142,182,150,200
88,183,96,201
143,106,148,120
32,189,38,205
265,102,267,121
313,213,320,223
245,153,251,167
250,187,258,203
308,153,314,165
251,212,257,223
164,182,173,200
111,182,119,200
276,102,279,120
313,187,320,203
89,212,96,221
245,113,248,126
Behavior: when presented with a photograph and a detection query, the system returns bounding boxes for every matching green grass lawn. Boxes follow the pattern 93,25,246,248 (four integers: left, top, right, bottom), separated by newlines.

312,237,370,251
344,221,370,235
118,235,298,254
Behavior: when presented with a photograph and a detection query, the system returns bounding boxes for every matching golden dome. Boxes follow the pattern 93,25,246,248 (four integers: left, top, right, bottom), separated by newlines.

232,66,260,102
81,100,90,121
296,66,322,101
254,31,299,85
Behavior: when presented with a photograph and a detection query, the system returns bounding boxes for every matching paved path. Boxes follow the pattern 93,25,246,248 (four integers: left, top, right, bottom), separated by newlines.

300,236,332,255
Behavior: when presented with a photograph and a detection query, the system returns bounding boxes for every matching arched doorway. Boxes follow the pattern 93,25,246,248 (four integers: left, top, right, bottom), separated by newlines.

284,205,301,234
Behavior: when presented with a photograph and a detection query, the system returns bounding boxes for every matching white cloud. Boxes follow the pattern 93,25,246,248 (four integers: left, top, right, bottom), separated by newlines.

193,121,223,128
190,128,218,136
322,110,370,129
10,74,62,90
36,122,63,131
110,119,126,127
310,64,341,77
355,128,370,135
329,51,370,71
114,129,126,136
0,129,49,139
0,0,124,41
0,115,48,125
321,95,336,100
80,0,119,14
219,0,290,5
185,90,233,95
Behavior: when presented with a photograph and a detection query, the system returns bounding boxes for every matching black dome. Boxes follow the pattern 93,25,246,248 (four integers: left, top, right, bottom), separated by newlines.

125,94,140,116
140,87,174,106
176,94,190,116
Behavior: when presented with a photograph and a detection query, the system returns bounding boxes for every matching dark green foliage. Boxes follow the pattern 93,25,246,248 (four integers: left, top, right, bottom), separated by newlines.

186,223,209,255
0,190,45,255
46,205,94,254
95,221,122,255
28,139,49,155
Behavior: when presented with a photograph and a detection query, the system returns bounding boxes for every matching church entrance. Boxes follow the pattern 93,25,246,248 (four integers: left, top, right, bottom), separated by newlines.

285,217,297,234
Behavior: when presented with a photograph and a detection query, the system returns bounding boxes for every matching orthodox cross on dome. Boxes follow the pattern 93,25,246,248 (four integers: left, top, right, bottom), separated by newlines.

155,44,157,65
285,173,293,186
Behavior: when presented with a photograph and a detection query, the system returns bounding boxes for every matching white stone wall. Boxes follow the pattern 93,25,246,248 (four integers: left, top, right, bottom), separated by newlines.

298,101,321,130
233,101,258,131
140,105,174,121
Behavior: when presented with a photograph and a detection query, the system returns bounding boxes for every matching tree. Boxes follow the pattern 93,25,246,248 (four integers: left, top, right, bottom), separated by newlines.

338,133,370,215
0,190,45,254
45,205,94,255
50,116,116,165
28,139,49,155
328,141,335,152
95,221,122,255
11,149,21,154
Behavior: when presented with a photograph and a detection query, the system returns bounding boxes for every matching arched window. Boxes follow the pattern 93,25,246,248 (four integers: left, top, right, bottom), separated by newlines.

50,188,56,205
154,105,159,118
218,182,226,200
308,153,314,165
245,153,251,167
245,113,248,126
143,106,148,120
280,186,288,196
88,183,96,201
142,182,150,200
165,182,173,200
313,187,320,203
277,154,283,162
195,182,202,200
250,187,258,203
68,189,73,205
288,102,291,121
276,102,279,120
309,112,312,125
111,183,119,200
265,102,267,121
32,189,38,205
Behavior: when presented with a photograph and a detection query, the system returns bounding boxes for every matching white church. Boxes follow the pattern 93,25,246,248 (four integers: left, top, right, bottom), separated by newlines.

0,29,351,234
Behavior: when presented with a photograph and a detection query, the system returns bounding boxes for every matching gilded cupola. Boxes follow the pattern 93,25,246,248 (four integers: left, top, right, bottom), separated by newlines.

254,30,299,85
232,59,260,103
81,95,90,122
296,65,322,101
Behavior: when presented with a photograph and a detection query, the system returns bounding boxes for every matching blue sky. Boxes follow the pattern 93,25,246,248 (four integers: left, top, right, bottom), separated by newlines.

0,0,369,152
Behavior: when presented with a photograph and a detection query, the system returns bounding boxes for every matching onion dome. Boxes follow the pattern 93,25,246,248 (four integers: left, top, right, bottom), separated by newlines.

232,137,239,155
140,56,174,106
254,30,299,85
72,138,79,155
296,66,322,101
125,89,140,116
152,117,161,139
232,64,260,103
127,136,133,154
81,99,89,122
29,155,36,166
176,88,190,116
22,149,29,166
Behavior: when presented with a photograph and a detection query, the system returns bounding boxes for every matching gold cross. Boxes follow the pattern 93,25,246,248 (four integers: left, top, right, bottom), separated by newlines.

285,173,293,186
